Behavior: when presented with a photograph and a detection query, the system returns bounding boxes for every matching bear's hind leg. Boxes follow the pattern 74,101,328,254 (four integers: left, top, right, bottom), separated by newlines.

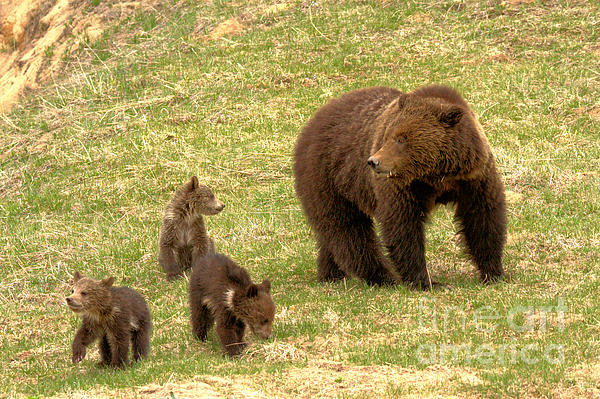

131,323,150,361
317,246,347,282
316,198,395,286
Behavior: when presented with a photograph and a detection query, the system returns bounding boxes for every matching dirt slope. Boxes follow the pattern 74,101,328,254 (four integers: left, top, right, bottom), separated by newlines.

0,0,146,113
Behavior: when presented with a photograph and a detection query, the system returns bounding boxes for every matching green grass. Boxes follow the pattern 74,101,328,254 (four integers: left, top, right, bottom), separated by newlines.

1,0,599,397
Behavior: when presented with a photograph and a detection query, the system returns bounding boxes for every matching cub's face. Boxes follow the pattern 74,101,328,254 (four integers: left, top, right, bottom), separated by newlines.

186,176,225,216
65,272,113,314
235,280,275,339
368,95,464,185
246,291,276,339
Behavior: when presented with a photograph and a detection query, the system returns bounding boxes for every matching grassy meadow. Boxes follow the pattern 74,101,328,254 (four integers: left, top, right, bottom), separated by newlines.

0,0,599,397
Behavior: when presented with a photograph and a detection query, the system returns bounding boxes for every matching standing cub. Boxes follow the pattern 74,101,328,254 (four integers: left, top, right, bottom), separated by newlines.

189,254,275,356
66,271,151,368
159,176,225,280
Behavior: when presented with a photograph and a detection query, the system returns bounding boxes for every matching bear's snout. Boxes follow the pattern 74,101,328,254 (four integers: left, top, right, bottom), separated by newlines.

259,329,272,340
367,156,380,169
215,201,225,212
66,296,82,309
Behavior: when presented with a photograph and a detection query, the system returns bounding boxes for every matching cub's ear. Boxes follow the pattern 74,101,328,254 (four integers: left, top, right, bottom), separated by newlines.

100,276,114,287
246,284,259,298
438,104,464,127
190,176,199,189
396,94,409,110
260,279,271,293
72,271,83,282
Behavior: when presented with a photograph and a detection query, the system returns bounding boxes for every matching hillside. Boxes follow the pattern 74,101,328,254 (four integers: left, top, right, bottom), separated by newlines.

0,1,599,398
0,0,153,112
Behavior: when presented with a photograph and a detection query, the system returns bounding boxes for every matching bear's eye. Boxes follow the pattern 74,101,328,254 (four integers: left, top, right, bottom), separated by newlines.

70,289,74,294
81,291,87,296
262,318,269,325
396,136,406,145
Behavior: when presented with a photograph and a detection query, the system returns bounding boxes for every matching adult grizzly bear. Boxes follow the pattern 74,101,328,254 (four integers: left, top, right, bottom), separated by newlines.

293,85,506,288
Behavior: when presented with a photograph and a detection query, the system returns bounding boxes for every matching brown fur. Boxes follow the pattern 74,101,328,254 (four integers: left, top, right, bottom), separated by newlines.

293,85,506,288
66,272,151,368
158,176,225,280
189,254,275,356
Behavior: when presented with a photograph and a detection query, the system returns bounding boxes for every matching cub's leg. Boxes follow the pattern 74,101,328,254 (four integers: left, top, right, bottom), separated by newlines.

99,335,111,366
191,303,214,341
108,330,131,368
159,246,182,280
216,313,246,356
72,324,97,364
131,322,151,361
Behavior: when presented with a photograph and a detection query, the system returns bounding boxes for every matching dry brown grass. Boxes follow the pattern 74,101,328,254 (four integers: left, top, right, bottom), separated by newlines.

50,362,482,399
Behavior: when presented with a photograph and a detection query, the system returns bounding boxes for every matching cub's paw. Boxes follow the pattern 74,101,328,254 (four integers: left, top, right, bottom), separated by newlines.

225,342,246,357
72,348,86,363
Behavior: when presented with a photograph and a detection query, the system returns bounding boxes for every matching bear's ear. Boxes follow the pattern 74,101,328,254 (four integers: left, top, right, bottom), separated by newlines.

190,176,199,190
246,284,259,298
260,279,271,293
438,104,464,127
72,271,83,282
100,276,114,287
396,94,409,110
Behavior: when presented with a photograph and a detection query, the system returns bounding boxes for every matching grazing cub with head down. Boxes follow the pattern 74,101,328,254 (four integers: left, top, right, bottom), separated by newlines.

158,176,225,280
189,254,275,356
66,272,151,368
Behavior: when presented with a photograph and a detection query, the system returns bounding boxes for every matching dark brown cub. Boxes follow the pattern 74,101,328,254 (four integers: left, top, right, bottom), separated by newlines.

189,254,275,356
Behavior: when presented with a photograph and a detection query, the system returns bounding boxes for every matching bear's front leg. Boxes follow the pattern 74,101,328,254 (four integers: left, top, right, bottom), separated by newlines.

216,313,246,356
191,237,212,269
159,224,183,280
191,303,214,341
72,324,97,363
376,196,432,289
456,174,507,283
159,246,182,281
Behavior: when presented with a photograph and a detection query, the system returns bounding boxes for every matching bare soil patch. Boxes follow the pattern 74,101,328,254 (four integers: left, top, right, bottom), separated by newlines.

0,0,154,113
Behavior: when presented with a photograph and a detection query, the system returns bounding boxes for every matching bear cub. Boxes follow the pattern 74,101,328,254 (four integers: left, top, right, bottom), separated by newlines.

189,254,275,356
159,176,225,280
66,271,151,368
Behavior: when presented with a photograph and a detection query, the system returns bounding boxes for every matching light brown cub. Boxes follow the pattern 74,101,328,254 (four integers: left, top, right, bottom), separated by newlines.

158,176,225,280
66,271,151,368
